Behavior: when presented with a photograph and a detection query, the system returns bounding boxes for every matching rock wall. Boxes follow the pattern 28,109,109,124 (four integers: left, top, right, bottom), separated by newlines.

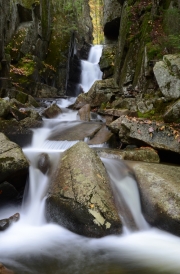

0,0,93,97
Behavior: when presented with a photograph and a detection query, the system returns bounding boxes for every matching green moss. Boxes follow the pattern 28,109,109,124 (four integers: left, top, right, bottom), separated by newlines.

138,109,155,119
146,42,162,60
21,0,39,9
163,0,171,9
15,91,28,104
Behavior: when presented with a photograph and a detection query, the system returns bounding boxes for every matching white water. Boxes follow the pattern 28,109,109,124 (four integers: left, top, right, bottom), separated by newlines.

80,45,103,93
1,49,180,274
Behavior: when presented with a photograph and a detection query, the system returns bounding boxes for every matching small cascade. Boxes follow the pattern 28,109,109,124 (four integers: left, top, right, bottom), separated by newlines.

102,158,149,233
80,45,103,93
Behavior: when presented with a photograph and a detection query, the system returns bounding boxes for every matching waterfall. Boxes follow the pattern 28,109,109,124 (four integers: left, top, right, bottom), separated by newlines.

80,45,103,93
1,49,180,274
102,158,149,233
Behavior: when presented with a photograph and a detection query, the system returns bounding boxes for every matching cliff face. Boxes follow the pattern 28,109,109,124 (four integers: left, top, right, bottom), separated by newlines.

0,0,93,97
101,0,180,122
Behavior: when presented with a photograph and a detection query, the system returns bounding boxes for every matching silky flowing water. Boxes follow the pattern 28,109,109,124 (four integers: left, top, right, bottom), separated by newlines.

0,46,180,274
80,45,103,93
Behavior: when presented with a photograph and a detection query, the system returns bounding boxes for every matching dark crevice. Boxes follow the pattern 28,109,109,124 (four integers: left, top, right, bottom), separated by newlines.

104,17,120,41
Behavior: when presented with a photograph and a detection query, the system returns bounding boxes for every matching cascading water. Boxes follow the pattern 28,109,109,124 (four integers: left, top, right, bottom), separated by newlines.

1,49,180,274
80,45,103,93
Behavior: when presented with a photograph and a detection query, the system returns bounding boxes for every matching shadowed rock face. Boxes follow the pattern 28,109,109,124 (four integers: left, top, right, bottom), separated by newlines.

46,141,122,237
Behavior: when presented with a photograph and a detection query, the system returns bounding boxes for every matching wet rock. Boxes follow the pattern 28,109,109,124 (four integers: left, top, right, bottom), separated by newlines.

163,99,180,123
0,263,14,274
108,115,180,154
0,213,20,231
78,104,90,121
46,141,122,237
153,54,180,99
0,133,29,188
95,147,160,163
0,98,10,118
74,78,120,109
130,162,180,236
42,103,62,118
37,153,51,174
88,125,114,146
99,44,117,79
48,122,103,141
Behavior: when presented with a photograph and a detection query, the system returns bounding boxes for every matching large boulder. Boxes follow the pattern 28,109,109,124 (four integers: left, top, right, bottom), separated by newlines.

78,104,90,121
41,103,62,118
109,115,180,154
46,141,122,237
153,55,180,99
48,122,103,141
74,78,120,109
131,162,180,236
95,147,160,163
0,133,29,188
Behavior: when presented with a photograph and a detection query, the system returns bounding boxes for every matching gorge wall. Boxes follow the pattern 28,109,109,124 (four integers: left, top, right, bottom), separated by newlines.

0,0,93,97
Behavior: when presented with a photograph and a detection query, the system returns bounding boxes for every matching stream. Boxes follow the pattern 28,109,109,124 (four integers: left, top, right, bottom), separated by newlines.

0,46,180,274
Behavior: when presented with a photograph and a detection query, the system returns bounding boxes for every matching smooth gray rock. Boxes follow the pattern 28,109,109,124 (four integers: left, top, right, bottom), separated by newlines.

46,141,122,237
153,54,180,99
130,162,180,236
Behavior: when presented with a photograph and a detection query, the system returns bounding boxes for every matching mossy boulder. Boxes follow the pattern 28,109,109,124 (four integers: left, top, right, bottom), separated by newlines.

46,141,122,237
99,44,116,79
0,133,29,188
0,99,10,118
